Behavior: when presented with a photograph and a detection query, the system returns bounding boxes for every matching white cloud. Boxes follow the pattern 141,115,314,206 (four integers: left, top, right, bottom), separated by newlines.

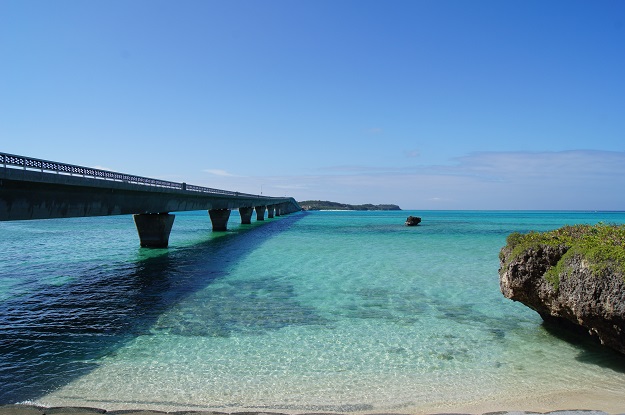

449,150,625,181
317,165,398,174
318,150,625,209
192,150,625,210
203,169,237,177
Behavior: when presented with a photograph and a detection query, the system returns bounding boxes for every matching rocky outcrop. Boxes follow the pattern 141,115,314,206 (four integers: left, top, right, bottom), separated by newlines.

499,229,625,355
405,216,421,226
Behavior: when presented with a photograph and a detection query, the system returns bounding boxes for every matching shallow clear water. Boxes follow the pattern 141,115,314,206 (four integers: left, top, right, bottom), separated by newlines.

1,210,625,412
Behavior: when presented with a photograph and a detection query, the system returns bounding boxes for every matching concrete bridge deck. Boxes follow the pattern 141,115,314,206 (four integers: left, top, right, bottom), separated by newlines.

0,152,300,247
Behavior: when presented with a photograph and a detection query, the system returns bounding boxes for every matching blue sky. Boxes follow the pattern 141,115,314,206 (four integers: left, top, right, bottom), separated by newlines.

1,0,624,210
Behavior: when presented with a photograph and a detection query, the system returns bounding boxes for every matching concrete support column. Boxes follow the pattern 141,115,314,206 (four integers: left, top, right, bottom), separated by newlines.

255,205,266,221
209,208,231,231
267,205,275,218
239,207,253,225
133,213,175,248
275,205,282,216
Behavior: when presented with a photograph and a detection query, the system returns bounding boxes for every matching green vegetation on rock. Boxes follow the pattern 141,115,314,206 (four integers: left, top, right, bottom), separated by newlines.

298,200,401,211
502,223,625,289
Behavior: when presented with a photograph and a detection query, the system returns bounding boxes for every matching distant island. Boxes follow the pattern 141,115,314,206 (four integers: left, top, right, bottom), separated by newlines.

298,200,401,211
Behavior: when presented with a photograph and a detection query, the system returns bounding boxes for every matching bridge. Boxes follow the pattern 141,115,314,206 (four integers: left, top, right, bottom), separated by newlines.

0,152,301,247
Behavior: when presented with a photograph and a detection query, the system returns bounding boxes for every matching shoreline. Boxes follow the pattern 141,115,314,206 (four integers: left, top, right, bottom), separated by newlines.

23,384,625,415
0,405,619,415
4,378,625,414
7,389,625,415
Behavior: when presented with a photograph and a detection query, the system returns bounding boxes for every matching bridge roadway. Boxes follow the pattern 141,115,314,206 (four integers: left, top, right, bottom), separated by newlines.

0,152,301,247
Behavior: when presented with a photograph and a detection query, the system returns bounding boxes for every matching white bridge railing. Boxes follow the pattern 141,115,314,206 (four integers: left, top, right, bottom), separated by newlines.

0,152,260,198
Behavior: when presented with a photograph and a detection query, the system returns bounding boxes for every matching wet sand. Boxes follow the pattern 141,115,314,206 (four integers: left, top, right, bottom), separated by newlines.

0,391,625,415
0,407,616,415
3,387,624,415
18,386,625,415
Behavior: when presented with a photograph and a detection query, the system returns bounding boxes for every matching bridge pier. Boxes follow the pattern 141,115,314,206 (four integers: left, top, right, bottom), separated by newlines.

267,205,274,218
239,207,253,224
133,213,175,248
275,205,282,216
209,208,231,231
254,205,266,221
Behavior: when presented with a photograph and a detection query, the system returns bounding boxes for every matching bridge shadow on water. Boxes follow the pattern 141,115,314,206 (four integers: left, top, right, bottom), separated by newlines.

0,212,308,405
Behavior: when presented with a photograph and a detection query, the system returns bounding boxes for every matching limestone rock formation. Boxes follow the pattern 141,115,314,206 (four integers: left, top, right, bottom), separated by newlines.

499,225,625,355
405,216,421,226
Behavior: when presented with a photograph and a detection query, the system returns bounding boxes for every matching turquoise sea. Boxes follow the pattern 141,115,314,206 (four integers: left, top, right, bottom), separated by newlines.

1,210,625,413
